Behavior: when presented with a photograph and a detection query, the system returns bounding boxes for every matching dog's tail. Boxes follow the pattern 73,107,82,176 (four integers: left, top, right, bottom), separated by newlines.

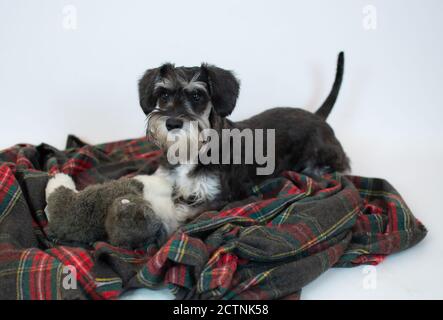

315,52,344,120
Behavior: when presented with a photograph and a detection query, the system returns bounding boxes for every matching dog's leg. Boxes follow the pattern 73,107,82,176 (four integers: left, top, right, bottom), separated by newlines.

301,166,331,179
132,174,179,235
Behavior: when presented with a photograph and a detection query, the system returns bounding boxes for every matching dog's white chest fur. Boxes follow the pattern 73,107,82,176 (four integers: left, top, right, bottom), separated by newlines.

156,165,220,205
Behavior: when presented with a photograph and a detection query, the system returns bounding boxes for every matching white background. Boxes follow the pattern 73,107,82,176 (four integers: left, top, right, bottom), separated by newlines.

1,0,442,299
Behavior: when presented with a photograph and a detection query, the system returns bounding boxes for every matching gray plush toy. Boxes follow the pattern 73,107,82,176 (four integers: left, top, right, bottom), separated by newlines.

45,173,170,249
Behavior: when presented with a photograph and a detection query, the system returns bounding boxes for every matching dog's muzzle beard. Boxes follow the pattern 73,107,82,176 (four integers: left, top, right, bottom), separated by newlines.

146,111,210,163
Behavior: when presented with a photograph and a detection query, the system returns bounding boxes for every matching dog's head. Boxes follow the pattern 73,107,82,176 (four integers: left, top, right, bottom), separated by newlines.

138,63,240,152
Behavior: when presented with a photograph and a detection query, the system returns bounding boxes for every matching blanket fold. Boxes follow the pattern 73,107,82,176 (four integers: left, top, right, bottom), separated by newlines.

0,136,427,300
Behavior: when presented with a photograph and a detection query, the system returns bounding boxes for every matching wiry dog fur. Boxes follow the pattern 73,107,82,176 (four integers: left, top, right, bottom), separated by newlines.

138,53,350,207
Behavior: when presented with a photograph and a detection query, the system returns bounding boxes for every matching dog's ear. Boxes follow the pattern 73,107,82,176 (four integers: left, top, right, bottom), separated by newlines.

200,64,240,117
138,63,174,115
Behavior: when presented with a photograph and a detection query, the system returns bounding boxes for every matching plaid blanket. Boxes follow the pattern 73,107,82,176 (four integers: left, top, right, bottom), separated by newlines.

0,135,427,300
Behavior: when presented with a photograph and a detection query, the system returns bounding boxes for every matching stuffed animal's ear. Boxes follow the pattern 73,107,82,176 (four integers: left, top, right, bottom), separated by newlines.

138,63,175,115
199,64,240,117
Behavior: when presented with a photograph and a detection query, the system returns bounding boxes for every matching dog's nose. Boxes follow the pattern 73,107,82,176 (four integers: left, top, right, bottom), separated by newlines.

165,118,183,131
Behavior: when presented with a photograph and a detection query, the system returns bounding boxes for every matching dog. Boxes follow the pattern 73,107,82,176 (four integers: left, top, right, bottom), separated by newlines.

138,52,350,211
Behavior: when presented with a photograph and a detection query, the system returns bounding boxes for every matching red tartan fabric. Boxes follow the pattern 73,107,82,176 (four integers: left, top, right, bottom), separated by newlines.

0,136,427,299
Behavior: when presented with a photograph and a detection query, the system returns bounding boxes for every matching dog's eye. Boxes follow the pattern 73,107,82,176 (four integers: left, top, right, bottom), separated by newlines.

160,92,169,102
192,91,202,102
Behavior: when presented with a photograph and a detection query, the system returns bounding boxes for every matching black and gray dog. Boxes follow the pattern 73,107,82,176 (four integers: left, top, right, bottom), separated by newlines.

138,52,349,209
